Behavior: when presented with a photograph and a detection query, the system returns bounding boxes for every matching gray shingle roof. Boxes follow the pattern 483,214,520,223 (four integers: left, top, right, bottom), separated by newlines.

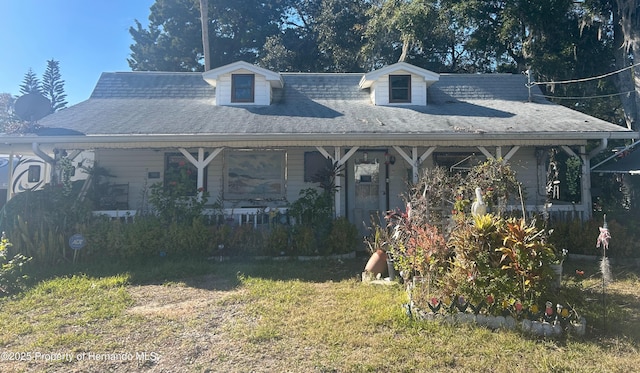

33,70,634,143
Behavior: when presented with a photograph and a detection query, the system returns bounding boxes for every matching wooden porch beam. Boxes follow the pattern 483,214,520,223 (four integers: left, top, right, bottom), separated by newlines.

502,146,520,162
561,145,579,159
393,146,436,184
477,146,495,160
179,147,224,200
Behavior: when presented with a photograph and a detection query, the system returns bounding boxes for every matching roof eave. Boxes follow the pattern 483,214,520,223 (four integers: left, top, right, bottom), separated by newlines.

1,130,635,147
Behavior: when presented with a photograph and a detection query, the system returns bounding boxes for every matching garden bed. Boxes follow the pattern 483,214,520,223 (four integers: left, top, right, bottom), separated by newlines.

406,302,587,337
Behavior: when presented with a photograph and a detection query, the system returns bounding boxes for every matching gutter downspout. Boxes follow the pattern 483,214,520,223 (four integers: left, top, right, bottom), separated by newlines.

588,138,608,160
32,142,57,185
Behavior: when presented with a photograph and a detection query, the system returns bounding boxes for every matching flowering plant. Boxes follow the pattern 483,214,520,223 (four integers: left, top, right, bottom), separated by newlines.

552,248,568,264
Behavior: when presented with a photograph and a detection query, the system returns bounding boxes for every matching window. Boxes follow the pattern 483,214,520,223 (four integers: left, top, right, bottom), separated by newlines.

27,165,41,182
164,153,203,196
231,74,255,103
225,151,285,198
304,151,332,183
389,75,411,103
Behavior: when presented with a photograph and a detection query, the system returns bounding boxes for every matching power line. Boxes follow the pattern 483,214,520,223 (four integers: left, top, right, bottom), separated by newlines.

533,90,636,100
527,62,640,87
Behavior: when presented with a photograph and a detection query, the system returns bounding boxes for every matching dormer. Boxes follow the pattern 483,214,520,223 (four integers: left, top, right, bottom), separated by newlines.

202,61,284,106
359,62,439,106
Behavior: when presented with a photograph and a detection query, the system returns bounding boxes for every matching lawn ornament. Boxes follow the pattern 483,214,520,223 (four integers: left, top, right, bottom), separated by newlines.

596,214,612,331
471,187,486,217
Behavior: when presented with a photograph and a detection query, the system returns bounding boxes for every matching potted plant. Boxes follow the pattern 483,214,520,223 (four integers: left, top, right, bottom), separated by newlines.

549,248,567,289
363,225,389,280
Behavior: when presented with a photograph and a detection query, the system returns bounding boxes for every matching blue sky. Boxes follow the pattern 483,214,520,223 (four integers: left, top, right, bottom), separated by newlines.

0,0,155,106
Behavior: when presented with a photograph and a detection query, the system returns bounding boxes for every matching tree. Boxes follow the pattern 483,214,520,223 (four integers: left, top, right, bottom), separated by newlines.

362,0,440,68
259,0,370,72
129,0,287,71
0,93,25,133
41,59,68,113
128,0,203,71
259,0,325,72
315,0,369,72
613,0,639,131
19,68,41,95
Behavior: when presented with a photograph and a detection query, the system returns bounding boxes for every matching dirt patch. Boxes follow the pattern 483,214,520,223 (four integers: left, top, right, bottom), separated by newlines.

127,274,240,320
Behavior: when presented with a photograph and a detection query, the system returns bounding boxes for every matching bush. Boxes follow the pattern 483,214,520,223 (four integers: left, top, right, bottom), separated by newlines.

0,184,93,265
0,232,31,296
372,159,559,315
327,217,359,255
446,214,556,309
548,214,640,258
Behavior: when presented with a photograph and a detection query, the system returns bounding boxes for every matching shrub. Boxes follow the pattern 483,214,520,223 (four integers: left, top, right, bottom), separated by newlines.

326,217,359,255
446,215,556,307
371,159,558,315
266,225,290,256
0,184,93,265
291,225,317,256
0,232,31,296
548,214,640,258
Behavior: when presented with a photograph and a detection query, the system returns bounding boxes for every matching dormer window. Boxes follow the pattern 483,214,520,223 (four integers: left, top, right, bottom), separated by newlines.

232,74,255,103
389,75,411,103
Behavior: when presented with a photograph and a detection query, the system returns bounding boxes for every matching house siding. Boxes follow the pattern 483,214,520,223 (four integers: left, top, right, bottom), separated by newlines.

216,69,271,106
94,149,162,210
371,71,428,106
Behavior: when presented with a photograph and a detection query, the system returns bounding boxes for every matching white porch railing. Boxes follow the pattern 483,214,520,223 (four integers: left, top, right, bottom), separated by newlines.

202,207,290,227
505,204,587,222
92,210,137,222
92,204,585,225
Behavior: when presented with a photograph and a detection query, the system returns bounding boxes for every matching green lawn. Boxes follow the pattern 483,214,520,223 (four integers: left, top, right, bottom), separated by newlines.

0,256,638,372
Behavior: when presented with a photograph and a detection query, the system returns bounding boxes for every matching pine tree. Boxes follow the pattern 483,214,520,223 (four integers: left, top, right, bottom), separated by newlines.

41,59,68,113
19,68,41,95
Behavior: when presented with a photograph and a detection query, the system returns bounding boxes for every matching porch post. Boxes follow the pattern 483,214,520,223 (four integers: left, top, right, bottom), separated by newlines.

392,146,436,184
580,145,593,220
334,147,342,217
316,146,357,217
179,147,223,201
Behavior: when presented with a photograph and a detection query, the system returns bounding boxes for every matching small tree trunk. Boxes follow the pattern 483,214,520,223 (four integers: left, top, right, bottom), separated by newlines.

199,0,211,71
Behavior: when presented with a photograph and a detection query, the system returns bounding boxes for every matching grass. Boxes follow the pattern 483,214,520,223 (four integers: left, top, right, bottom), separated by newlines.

0,256,639,372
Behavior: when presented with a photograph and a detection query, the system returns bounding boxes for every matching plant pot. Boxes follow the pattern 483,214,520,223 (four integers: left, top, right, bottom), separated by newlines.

550,262,563,289
364,249,388,277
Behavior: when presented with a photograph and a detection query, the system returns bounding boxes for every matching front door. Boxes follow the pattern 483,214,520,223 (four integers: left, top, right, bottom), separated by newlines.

352,151,385,238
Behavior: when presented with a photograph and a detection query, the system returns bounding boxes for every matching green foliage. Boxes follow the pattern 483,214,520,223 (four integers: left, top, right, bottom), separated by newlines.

548,214,640,258
0,232,32,296
462,158,523,215
288,187,333,248
1,183,93,265
147,160,208,224
41,59,67,113
327,217,359,255
373,158,556,315
385,206,450,280
266,225,290,256
291,225,317,256
129,0,286,71
19,68,41,95
438,214,557,314
0,93,26,133
85,214,216,261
